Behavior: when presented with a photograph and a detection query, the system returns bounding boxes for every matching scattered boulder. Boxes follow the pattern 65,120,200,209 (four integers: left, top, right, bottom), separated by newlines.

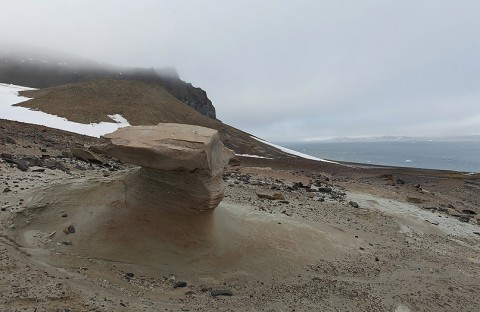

1,153,13,160
317,187,333,193
256,192,285,200
349,201,359,208
462,209,477,215
211,290,233,297
71,148,102,163
15,160,29,171
97,123,234,214
173,282,187,289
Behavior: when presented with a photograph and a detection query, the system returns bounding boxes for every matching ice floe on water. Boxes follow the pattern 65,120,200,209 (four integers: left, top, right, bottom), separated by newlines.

0,83,130,138
251,136,337,163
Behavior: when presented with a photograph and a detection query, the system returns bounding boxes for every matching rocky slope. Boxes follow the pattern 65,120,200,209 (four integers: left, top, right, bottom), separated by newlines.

0,49,216,118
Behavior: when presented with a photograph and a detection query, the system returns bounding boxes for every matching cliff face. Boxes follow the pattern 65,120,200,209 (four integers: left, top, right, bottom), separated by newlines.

0,50,216,119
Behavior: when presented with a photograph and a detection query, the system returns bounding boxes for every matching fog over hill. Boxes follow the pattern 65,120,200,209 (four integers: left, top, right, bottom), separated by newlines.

0,47,216,119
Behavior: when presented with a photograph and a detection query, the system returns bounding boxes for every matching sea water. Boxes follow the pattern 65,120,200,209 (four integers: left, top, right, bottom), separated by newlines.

280,140,480,173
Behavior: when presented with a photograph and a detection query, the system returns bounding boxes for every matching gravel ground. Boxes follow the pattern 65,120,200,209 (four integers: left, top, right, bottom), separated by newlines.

1,120,479,311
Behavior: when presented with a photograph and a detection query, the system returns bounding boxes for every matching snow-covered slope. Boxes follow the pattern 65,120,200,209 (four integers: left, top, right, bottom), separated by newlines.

0,83,130,137
252,136,338,163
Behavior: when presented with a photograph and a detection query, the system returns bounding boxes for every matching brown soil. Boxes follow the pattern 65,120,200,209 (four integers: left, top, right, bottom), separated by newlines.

1,120,480,311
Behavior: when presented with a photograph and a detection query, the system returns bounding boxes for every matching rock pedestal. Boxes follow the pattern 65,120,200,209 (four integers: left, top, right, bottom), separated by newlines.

99,123,234,214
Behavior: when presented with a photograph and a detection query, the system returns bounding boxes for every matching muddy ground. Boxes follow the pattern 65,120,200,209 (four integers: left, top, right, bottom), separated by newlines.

1,119,479,312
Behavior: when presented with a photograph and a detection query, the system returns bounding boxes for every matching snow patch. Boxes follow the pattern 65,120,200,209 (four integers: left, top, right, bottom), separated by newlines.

236,154,273,160
251,136,337,163
0,83,130,138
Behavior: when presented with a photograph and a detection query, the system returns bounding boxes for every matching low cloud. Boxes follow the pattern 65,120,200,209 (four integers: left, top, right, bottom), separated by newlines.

1,0,479,141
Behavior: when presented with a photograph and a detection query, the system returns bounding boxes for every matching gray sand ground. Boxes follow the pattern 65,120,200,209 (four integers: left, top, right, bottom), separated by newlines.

1,160,479,312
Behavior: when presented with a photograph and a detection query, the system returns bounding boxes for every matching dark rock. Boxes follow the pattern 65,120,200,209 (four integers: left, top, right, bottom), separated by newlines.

62,214,68,218
211,289,233,297
462,209,477,215
459,216,470,223
473,232,480,236
415,184,421,189
48,161,69,172
32,168,45,172
3,187,11,193
173,281,187,289
447,204,455,209
71,148,102,163
20,157,41,166
40,148,47,152
278,200,290,204
349,201,359,208
375,257,379,261
1,208,6,212
317,187,332,193
396,178,405,185
228,157,241,167
124,272,135,278
1,153,13,160
75,164,87,171
62,151,73,158
15,160,29,171
67,225,76,233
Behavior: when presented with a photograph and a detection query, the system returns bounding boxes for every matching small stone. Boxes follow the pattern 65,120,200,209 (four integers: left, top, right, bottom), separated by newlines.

75,164,87,171
62,214,68,218
124,272,134,278
211,289,233,297
349,201,359,208
67,225,76,233
16,160,29,171
1,208,6,212
375,257,379,261
3,188,11,193
317,187,332,193
255,192,285,200
173,281,187,289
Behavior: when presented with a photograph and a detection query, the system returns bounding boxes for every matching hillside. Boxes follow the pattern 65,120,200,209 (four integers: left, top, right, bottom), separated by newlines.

0,49,216,118
16,79,289,158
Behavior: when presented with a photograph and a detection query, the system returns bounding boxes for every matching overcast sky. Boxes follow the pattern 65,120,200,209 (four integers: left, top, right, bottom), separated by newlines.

2,0,480,142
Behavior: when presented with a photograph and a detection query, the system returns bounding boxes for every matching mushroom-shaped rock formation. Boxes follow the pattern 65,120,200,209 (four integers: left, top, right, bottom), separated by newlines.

99,123,234,214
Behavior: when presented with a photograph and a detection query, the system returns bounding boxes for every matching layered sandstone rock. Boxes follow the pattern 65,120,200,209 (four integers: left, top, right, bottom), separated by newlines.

99,123,234,214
